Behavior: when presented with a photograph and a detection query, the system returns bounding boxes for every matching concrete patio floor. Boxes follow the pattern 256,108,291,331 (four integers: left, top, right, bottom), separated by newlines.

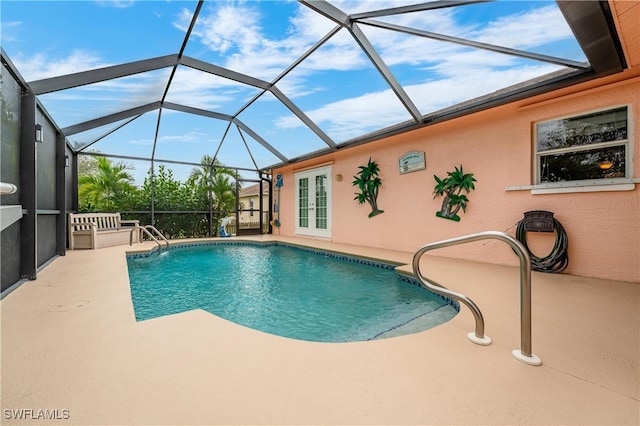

1,236,638,425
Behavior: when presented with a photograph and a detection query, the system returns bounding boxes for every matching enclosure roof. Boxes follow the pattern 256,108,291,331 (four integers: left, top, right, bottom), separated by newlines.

1,1,625,181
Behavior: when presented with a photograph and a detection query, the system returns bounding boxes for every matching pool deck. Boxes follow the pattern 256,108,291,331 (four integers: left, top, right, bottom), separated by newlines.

1,236,638,425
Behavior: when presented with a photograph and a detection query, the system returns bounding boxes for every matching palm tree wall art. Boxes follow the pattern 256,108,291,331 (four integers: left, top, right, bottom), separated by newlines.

433,165,477,221
352,157,384,218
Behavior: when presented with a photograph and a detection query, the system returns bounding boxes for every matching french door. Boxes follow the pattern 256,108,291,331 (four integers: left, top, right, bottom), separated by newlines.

295,165,332,238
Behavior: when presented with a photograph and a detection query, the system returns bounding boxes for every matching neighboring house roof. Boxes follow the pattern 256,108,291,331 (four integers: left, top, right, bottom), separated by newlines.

239,181,270,198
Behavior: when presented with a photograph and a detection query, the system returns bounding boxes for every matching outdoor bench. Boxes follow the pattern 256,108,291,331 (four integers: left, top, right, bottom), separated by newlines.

68,212,139,249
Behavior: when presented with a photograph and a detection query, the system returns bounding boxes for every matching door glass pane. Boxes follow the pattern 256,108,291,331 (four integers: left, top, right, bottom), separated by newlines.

298,177,309,228
315,174,327,230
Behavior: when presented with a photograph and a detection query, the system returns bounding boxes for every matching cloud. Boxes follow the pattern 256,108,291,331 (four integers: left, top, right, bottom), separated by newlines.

274,62,560,141
129,130,208,146
197,3,263,54
1,20,21,28
177,1,569,98
34,65,171,120
95,0,135,9
169,1,579,145
265,2,579,141
274,87,409,139
175,1,355,80
0,20,21,42
166,66,260,110
408,64,561,112
474,5,575,49
12,50,112,81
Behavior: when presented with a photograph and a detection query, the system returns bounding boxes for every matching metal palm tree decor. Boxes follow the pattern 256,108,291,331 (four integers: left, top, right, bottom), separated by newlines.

353,157,384,218
433,165,476,221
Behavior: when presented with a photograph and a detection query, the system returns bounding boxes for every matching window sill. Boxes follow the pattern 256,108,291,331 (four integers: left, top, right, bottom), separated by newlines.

505,178,639,194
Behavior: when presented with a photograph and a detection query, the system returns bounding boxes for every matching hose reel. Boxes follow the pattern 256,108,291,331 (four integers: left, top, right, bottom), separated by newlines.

515,210,569,273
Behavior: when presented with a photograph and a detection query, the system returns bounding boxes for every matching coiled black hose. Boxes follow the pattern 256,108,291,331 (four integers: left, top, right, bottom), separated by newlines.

515,218,569,273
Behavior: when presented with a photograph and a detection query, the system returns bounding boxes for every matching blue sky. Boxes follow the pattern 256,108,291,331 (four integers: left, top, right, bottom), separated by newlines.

1,0,586,184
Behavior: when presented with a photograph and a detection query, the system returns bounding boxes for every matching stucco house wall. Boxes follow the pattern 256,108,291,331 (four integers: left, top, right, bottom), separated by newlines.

272,66,639,282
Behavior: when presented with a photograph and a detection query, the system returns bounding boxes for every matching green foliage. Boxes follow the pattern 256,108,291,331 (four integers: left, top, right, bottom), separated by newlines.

77,154,242,238
141,165,196,211
433,165,476,221
78,157,137,211
189,155,240,235
352,157,384,218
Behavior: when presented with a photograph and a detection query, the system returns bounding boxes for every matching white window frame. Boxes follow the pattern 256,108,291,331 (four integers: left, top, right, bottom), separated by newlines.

530,105,635,194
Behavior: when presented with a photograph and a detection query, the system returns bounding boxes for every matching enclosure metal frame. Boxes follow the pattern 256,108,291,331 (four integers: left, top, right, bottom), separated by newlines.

22,1,625,174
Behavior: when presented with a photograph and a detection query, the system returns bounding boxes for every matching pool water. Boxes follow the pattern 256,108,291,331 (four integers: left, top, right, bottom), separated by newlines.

126,243,457,342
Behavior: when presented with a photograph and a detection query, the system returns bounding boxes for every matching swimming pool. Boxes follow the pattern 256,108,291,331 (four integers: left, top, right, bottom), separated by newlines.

126,243,458,342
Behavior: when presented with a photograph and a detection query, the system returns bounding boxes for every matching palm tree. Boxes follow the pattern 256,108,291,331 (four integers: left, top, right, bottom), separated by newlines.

78,156,136,211
189,155,239,234
209,173,237,214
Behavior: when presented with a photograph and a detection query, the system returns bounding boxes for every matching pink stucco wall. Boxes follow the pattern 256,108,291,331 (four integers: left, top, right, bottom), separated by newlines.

272,71,639,283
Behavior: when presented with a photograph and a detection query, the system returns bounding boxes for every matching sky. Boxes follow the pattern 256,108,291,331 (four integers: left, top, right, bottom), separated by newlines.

1,0,587,184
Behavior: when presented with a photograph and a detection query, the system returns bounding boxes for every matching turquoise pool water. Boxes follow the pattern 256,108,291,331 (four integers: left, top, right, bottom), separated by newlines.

126,243,457,342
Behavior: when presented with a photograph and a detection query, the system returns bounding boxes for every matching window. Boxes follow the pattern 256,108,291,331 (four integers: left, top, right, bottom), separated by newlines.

249,199,254,217
535,106,631,184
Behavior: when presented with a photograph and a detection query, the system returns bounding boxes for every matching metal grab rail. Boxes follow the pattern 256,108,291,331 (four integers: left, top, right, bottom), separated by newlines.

412,231,542,366
129,226,169,251
143,225,170,249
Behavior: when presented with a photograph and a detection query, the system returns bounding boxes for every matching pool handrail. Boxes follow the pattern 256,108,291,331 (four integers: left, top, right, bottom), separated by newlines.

129,225,169,251
144,225,170,249
412,230,542,366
